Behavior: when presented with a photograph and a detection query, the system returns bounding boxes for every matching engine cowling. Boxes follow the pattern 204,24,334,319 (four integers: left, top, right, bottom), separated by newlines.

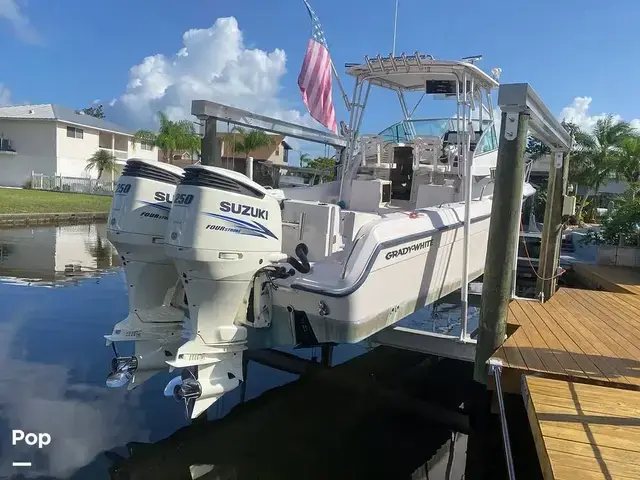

105,158,186,390
164,165,284,417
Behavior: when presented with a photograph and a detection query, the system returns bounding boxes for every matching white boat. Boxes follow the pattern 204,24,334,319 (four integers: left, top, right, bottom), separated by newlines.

104,53,536,418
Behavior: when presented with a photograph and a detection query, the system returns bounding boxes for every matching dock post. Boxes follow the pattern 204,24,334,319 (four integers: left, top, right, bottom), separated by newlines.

200,118,221,166
473,110,529,385
536,151,570,300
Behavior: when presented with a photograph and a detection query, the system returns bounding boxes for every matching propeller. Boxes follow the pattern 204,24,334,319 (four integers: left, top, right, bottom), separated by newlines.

106,356,138,388
164,367,202,418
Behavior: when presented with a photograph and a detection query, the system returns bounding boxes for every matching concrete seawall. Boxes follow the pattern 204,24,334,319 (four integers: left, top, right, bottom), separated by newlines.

0,212,109,227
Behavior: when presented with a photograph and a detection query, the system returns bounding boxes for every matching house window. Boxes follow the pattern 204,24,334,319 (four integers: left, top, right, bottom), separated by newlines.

66,126,84,139
141,142,153,151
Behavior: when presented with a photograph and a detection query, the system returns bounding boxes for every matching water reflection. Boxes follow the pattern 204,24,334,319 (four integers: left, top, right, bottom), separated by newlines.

0,223,120,286
0,223,468,479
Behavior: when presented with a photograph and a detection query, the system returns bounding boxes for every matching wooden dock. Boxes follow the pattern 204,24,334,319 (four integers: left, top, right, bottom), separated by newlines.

492,287,640,393
522,375,640,480
572,263,640,295
489,264,640,478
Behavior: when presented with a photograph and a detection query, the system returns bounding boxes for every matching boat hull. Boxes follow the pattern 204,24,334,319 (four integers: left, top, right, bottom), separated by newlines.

249,202,492,348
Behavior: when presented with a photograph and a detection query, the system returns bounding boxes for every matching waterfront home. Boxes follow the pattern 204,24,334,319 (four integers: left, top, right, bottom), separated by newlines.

0,104,158,187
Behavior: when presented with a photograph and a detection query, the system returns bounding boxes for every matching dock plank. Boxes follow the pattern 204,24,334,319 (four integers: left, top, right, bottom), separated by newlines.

491,287,640,390
525,301,604,381
542,296,631,384
552,290,640,387
566,288,640,345
523,376,640,480
509,302,566,374
573,263,640,296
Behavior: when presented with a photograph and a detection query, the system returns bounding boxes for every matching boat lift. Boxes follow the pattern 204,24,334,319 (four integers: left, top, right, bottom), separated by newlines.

370,82,572,362
189,81,572,367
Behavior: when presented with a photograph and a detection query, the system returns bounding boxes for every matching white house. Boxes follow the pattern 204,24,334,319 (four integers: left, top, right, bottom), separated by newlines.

529,153,628,206
0,104,158,187
0,223,118,285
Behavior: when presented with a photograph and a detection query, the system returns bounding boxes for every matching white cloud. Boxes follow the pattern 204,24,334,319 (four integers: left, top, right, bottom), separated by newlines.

0,83,11,105
0,0,40,44
559,96,640,132
111,17,315,135
0,311,149,478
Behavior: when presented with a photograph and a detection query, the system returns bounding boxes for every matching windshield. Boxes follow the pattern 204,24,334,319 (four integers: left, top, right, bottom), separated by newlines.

379,118,495,143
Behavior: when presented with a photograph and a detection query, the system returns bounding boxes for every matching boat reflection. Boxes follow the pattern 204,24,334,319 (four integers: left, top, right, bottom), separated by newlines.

103,349,472,480
0,223,119,286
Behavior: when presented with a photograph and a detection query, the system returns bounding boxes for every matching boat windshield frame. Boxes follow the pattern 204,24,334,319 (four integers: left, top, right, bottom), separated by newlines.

378,118,496,143
338,53,500,205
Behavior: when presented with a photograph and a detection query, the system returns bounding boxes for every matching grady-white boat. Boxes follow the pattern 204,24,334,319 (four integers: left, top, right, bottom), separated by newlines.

104,53,535,418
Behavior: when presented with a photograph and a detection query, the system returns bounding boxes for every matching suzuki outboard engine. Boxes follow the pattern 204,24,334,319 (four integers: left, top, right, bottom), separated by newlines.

164,165,286,418
105,158,186,390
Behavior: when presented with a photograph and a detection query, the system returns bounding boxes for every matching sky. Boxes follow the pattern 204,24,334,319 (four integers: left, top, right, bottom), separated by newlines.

1,0,640,159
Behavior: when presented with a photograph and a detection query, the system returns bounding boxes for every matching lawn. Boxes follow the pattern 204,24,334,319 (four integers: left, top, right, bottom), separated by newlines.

0,188,112,214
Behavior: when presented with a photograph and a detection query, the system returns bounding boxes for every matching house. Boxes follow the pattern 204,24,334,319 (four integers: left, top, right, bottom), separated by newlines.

159,132,292,175
529,153,628,207
0,223,118,285
0,104,158,187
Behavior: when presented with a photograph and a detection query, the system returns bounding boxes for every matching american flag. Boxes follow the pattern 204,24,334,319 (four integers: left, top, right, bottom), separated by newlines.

298,0,337,133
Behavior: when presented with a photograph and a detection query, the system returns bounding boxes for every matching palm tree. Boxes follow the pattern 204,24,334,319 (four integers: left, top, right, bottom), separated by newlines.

617,135,640,183
299,153,311,167
85,150,116,179
133,111,201,164
227,127,276,161
571,115,634,224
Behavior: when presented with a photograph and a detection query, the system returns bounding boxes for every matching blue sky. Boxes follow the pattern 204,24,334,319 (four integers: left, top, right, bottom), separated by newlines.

1,0,639,149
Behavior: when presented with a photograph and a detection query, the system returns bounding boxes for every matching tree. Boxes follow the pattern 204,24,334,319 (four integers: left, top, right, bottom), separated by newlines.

570,115,634,224
526,122,578,162
526,136,550,161
227,127,276,161
617,135,640,185
304,156,337,181
85,149,116,179
77,105,104,118
133,111,201,164
299,153,312,167
562,121,580,138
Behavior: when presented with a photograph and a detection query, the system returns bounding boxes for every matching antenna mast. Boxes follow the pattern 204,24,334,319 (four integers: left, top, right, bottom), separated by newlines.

392,0,399,56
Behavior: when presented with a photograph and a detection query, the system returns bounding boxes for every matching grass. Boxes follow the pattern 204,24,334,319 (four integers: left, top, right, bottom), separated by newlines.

0,188,112,214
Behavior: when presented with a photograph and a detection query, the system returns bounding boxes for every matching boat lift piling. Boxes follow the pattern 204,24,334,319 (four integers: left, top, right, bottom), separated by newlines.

200,117,222,167
536,148,572,301
473,105,529,386
473,83,572,385
466,84,571,480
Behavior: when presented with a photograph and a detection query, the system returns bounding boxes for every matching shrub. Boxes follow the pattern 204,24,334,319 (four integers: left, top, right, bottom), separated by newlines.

583,198,640,247
22,179,32,189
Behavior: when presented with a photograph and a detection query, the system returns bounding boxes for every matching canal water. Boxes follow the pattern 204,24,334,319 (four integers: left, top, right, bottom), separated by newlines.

0,223,473,479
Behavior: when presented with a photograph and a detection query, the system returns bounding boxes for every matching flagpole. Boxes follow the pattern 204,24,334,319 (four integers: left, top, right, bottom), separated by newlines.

330,60,351,112
392,0,399,56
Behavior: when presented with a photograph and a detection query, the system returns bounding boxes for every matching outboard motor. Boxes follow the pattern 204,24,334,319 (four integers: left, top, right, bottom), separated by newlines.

105,158,186,390
164,165,287,418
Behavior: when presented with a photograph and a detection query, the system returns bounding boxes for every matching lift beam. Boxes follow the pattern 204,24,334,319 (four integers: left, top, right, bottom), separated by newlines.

192,100,347,160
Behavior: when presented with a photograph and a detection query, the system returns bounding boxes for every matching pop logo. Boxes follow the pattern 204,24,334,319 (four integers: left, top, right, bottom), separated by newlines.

12,430,51,449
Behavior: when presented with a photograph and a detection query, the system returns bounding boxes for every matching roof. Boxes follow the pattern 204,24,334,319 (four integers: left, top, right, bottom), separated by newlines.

0,104,136,135
345,54,499,92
